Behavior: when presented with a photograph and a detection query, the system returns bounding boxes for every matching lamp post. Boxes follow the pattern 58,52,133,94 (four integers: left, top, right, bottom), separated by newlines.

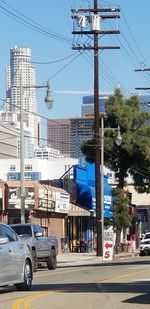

99,118,122,257
20,70,53,223
100,114,104,255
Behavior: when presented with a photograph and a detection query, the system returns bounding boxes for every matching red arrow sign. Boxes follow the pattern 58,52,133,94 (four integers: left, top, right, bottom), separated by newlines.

105,242,113,250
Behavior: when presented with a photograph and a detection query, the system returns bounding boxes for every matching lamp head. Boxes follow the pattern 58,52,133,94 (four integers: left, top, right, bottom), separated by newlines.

44,81,53,109
115,125,122,146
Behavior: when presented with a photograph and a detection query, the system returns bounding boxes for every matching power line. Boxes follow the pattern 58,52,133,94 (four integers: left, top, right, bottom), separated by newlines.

0,1,71,44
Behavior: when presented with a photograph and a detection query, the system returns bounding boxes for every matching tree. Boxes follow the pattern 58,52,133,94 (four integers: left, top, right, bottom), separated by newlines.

81,89,150,251
81,88,150,191
112,187,132,254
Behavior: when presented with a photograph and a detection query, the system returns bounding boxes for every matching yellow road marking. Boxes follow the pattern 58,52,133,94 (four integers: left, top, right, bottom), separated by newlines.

94,268,149,284
12,268,149,308
12,290,62,309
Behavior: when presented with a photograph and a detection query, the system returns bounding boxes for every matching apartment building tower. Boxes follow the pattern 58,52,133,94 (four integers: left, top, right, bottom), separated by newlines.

5,46,39,148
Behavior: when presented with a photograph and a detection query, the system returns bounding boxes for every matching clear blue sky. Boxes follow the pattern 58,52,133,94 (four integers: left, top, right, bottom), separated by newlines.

0,0,150,123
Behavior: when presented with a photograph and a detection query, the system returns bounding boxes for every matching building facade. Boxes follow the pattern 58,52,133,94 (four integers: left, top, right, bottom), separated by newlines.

47,119,70,157
0,123,17,158
6,46,39,147
70,116,94,158
0,157,78,181
0,180,70,252
81,93,112,116
34,146,61,159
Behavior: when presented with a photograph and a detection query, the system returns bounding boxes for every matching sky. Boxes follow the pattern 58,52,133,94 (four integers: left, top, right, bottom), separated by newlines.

0,0,150,128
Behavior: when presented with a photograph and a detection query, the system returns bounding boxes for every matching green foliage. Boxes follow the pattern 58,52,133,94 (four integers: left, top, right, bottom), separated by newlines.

112,187,132,232
81,88,150,192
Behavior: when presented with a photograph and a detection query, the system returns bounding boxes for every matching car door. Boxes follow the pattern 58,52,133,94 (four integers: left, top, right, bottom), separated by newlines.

0,225,24,282
33,224,50,257
0,225,16,283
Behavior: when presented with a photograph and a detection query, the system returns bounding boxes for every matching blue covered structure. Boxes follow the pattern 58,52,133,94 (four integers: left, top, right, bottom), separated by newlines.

61,162,113,252
74,162,113,219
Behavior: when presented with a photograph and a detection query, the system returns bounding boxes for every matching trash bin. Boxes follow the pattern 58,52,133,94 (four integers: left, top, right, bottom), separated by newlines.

61,237,69,253
127,241,132,253
121,242,128,252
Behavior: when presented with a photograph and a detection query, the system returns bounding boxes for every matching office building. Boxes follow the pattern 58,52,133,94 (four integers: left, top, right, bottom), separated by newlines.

70,115,94,159
34,146,61,159
81,93,112,116
47,119,70,157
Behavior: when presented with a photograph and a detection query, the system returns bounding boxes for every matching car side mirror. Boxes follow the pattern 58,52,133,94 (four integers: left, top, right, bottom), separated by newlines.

35,232,43,237
0,236,9,244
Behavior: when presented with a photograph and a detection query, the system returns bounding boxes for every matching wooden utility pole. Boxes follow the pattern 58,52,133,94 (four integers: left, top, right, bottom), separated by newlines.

71,1,120,257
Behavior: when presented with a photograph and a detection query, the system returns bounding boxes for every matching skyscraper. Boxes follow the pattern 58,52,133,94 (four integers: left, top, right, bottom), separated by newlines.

47,119,71,157
6,46,38,148
81,93,113,116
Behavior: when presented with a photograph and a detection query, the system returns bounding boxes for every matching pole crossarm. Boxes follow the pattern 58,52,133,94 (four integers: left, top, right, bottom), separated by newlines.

135,87,150,90
135,68,150,72
72,15,120,19
71,8,120,13
72,30,120,35
72,46,120,50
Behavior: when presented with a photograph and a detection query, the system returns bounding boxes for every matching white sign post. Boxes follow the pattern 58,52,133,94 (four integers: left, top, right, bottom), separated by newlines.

103,230,114,261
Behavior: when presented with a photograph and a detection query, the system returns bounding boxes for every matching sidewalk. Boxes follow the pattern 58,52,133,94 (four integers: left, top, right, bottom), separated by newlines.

57,250,140,267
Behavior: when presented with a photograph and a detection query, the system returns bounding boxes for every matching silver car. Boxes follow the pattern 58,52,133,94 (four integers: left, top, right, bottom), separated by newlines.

0,222,33,290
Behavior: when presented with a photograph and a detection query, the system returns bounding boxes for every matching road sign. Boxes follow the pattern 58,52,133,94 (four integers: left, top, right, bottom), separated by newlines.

103,230,114,261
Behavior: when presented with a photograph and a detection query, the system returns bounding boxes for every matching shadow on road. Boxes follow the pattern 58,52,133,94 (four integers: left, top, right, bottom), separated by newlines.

56,258,150,269
31,280,150,304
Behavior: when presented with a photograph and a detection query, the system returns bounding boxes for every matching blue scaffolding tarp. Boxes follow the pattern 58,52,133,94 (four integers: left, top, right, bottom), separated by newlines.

74,163,113,219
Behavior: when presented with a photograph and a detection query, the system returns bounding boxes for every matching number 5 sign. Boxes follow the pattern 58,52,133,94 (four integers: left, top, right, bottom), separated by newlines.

103,230,114,261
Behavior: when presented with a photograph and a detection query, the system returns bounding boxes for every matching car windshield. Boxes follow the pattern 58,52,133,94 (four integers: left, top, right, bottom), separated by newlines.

11,225,32,237
144,233,150,239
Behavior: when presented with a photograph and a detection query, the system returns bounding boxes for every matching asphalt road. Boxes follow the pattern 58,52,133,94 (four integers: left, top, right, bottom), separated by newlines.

1,255,150,309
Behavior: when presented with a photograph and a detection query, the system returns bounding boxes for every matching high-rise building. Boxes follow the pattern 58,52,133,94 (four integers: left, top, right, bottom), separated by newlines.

47,119,70,157
5,46,39,148
47,116,94,159
81,93,113,116
70,116,94,158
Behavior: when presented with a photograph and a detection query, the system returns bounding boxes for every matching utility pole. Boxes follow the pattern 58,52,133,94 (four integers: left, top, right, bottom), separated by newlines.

20,70,25,223
71,1,120,256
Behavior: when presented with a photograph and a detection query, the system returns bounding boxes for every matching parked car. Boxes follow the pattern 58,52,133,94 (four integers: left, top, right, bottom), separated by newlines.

0,222,33,290
140,232,150,256
10,223,58,272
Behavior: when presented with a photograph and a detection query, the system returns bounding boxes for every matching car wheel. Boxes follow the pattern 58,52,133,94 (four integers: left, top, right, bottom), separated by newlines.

47,249,57,270
32,249,38,272
15,260,32,291
139,251,145,256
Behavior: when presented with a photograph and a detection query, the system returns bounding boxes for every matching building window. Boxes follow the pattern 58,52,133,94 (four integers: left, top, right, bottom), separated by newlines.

25,165,32,171
25,175,32,180
10,165,16,171
9,175,16,180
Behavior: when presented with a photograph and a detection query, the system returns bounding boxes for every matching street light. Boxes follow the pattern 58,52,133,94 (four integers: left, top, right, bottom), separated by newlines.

20,71,53,223
100,118,122,258
115,125,122,146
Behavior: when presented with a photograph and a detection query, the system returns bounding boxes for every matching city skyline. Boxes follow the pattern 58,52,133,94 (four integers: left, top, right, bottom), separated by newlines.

0,0,149,128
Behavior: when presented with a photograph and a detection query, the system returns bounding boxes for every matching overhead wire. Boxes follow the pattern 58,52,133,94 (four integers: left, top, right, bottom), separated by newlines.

0,1,71,44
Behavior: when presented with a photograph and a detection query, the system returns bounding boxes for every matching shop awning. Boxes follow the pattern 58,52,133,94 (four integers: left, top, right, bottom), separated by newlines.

68,203,95,217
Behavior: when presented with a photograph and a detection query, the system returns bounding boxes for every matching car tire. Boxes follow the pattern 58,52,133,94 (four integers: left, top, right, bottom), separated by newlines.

139,251,145,256
32,249,38,272
47,249,57,270
15,260,32,291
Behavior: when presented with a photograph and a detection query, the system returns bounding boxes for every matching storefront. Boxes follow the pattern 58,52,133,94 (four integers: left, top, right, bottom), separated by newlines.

3,180,70,252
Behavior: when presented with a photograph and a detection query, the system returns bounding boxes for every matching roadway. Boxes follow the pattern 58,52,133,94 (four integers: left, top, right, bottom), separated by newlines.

0,255,150,309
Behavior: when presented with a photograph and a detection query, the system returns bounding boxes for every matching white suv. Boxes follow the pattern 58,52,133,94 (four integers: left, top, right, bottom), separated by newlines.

140,232,150,256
